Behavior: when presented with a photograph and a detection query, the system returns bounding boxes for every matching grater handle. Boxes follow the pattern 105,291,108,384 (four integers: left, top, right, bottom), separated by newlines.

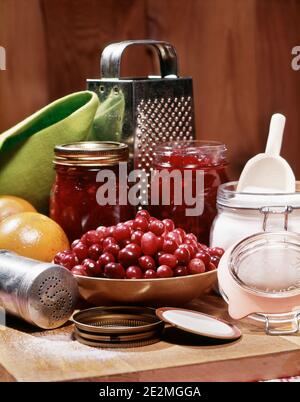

101,40,178,79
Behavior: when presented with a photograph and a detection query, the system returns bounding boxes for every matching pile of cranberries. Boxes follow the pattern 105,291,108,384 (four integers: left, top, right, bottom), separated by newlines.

54,210,224,280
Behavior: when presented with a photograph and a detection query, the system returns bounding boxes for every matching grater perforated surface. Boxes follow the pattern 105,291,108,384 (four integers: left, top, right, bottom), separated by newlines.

135,95,194,173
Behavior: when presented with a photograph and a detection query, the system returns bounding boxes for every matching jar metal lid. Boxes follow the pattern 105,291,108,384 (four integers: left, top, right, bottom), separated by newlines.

54,141,129,167
72,306,165,348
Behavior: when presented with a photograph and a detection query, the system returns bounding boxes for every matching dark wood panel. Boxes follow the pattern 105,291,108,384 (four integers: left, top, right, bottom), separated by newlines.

0,0,300,178
255,0,300,178
0,0,48,132
40,0,153,99
147,0,300,178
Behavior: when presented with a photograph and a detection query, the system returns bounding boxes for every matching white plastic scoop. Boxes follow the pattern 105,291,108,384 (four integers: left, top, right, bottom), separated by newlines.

237,114,296,193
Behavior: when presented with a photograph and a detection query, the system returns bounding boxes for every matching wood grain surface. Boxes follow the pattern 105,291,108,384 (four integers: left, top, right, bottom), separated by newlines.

0,0,300,178
0,294,300,382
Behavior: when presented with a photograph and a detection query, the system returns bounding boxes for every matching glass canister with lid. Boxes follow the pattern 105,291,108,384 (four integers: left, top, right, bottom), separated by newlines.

50,141,135,241
218,231,300,335
210,181,300,249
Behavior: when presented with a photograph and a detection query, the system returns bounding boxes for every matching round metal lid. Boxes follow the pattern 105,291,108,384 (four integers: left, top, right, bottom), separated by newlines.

156,307,242,340
54,141,128,166
72,306,165,348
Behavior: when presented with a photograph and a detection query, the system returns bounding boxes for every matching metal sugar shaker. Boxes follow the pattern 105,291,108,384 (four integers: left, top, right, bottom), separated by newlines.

87,40,196,176
0,250,78,329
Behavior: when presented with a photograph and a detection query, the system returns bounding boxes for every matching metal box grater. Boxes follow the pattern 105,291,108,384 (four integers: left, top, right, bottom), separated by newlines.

87,40,196,175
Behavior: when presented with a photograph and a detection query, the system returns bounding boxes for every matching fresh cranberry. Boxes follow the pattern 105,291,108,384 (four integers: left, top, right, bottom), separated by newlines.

179,243,195,258
188,258,205,275
207,262,217,271
174,266,188,277
141,232,159,255
71,265,88,276
162,239,178,254
143,269,157,279
174,248,190,265
162,219,175,232
58,252,79,270
72,242,89,261
88,244,102,261
125,243,142,258
195,250,210,266
98,252,115,268
114,224,131,241
103,242,120,257
96,226,107,238
165,231,183,246
210,255,220,267
82,258,102,277
118,248,139,267
132,216,149,232
149,219,165,236
131,230,143,245
209,247,224,258
157,236,164,250
81,230,101,246
157,265,173,278
126,266,143,279
104,262,126,279
107,226,116,237
54,251,66,265
173,228,186,239
158,253,178,269
199,243,209,252
118,239,131,248
155,251,163,262
71,239,80,248
184,238,198,253
124,220,134,229
185,233,198,243
102,236,117,248
138,255,156,271
136,210,150,220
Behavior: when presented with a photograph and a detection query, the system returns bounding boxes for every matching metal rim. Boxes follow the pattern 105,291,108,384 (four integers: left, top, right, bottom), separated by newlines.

72,306,164,334
74,331,161,348
74,327,162,342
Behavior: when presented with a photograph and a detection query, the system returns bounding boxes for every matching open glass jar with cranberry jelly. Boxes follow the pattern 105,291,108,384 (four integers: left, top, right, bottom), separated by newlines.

50,142,135,241
150,140,228,244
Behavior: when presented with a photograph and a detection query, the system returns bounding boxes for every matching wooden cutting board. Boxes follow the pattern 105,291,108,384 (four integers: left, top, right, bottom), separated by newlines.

0,294,300,382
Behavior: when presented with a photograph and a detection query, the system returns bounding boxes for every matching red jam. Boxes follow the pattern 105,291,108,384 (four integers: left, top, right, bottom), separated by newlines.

149,141,229,245
50,142,135,241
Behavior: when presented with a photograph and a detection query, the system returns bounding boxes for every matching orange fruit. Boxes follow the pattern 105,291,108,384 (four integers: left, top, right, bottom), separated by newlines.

0,195,36,223
0,212,70,262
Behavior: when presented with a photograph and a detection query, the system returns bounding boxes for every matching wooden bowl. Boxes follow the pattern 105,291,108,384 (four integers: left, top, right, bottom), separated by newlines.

75,270,217,307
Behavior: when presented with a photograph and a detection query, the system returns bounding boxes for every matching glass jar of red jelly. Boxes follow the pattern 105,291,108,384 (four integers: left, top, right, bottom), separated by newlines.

150,140,229,245
50,141,134,241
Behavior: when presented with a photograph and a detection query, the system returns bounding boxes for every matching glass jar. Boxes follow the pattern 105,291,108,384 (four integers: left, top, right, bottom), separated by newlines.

150,140,228,244
218,231,300,335
50,142,135,241
210,181,300,250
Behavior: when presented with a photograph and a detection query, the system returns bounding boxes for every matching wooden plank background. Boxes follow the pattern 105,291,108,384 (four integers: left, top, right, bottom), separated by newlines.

0,0,300,178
